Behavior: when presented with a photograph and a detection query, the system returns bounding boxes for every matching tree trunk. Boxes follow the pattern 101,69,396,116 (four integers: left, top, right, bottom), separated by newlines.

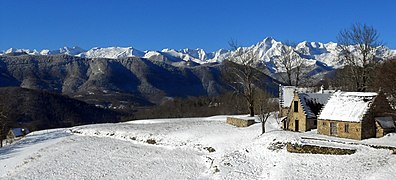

287,73,292,86
296,68,300,86
0,132,3,148
249,105,254,117
261,122,266,134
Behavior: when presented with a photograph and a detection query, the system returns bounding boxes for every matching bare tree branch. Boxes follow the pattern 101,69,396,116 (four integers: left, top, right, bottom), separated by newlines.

277,41,304,86
222,40,261,117
336,23,383,92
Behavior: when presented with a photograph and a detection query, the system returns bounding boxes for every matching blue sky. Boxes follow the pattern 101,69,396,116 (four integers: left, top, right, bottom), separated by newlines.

0,0,395,52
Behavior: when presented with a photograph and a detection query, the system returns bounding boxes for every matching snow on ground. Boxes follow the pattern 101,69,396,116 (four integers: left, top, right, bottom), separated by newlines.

0,129,70,177
0,114,395,179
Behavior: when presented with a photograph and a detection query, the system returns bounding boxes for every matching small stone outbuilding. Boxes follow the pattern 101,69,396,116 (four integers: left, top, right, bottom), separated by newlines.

318,91,395,140
375,117,395,138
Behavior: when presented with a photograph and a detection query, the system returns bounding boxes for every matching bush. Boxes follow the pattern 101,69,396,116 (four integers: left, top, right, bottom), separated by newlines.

204,146,216,153
146,139,156,144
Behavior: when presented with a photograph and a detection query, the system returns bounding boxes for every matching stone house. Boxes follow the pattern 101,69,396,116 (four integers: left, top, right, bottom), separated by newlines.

317,91,395,140
278,85,316,117
282,91,331,132
6,128,30,144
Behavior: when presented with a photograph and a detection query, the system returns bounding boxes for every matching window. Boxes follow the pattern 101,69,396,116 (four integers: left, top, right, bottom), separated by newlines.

294,101,298,112
330,122,337,135
322,122,326,126
345,124,349,133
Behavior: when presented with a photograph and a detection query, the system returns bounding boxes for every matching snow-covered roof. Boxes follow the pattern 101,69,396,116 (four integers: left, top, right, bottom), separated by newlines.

375,117,395,129
279,86,316,108
299,93,332,118
318,91,378,122
10,128,29,137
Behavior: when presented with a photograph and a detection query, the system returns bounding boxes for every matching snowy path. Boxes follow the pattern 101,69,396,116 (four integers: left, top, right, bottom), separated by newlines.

0,115,395,179
0,129,71,177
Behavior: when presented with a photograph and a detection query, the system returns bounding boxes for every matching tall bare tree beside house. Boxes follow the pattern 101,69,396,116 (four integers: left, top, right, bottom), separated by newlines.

337,23,383,92
222,40,261,117
278,42,304,86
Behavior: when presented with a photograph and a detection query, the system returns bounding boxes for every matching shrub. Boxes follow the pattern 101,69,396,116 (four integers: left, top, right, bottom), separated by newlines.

146,139,156,144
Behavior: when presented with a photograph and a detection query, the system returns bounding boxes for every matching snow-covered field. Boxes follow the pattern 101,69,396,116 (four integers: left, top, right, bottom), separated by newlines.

1,114,395,180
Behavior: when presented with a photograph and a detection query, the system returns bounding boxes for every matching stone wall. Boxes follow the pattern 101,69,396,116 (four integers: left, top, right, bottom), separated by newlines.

369,144,396,154
226,117,255,127
286,143,356,155
317,120,362,140
306,118,317,131
376,123,385,138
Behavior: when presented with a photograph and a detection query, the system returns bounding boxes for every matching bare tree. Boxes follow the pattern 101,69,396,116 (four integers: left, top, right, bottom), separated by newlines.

0,108,8,148
278,42,304,86
337,23,383,92
373,58,396,107
256,90,278,134
222,40,260,117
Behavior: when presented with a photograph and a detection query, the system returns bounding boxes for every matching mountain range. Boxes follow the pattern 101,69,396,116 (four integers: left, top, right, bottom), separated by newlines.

1,37,395,111
0,54,280,111
3,37,395,73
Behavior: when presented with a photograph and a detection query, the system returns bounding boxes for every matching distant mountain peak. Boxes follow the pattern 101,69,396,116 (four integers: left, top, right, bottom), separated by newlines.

262,36,276,43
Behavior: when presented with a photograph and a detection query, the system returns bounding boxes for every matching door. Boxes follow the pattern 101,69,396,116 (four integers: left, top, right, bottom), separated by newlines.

330,122,337,135
295,120,299,132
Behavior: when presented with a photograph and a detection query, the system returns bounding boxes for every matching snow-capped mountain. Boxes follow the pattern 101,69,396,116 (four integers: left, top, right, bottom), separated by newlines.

41,46,86,56
1,47,86,56
143,48,231,64
1,37,395,73
3,48,41,55
78,47,145,59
